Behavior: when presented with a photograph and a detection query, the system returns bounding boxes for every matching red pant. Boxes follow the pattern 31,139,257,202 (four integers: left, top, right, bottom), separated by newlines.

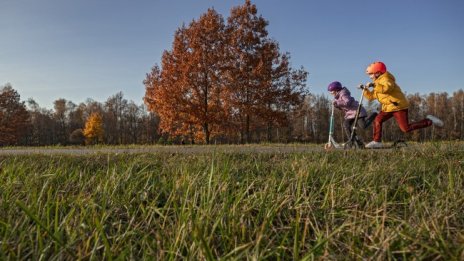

373,109,432,142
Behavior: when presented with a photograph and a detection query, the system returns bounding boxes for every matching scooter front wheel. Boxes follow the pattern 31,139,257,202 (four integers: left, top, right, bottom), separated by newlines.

324,143,333,150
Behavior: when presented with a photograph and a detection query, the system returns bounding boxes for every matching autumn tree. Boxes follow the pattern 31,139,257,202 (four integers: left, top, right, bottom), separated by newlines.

145,1,308,144
145,9,227,144
224,0,269,143
0,84,29,146
144,63,181,140
83,112,104,145
225,0,308,143
183,9,228,143
258,52,308,142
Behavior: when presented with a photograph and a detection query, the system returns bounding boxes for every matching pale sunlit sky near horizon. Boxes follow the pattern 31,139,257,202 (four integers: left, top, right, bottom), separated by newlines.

1,0,463,109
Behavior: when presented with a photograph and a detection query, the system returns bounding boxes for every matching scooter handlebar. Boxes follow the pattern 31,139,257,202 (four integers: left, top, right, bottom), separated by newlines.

358,82,374,90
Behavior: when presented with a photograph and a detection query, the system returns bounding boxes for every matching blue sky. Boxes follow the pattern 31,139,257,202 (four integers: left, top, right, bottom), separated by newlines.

1,0,463,109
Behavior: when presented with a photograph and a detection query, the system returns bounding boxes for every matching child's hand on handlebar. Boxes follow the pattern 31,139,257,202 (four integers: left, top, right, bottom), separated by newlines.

365,82,374,88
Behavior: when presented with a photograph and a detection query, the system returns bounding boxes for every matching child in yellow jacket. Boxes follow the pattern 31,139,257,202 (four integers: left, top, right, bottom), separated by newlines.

363,61,443,149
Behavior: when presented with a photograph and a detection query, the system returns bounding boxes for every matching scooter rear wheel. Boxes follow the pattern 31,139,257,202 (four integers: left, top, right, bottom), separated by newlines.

344,140,362,150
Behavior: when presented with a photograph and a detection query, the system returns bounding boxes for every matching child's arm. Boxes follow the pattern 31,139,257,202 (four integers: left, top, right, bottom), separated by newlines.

336,93,353,107
375,77,395,94
363,89,376,101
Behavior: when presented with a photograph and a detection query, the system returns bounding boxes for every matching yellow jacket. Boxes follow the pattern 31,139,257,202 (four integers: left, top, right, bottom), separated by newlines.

363,71,409,112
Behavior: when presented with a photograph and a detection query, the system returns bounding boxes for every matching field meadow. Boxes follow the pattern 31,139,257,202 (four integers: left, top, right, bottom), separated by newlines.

0,142,463,260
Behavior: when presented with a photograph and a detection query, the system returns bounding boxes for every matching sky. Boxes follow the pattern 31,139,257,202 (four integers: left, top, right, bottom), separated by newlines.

1,0,463,109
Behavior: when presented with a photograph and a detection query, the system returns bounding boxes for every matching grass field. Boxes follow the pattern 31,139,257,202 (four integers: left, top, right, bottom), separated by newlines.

1,142,463,260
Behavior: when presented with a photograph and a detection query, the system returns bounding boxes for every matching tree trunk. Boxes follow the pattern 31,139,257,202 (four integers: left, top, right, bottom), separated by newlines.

267,121,272,142
203,123,210,144
246,114,250,143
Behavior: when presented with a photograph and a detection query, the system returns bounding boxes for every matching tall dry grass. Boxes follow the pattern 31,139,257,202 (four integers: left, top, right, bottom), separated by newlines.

0,142,463,260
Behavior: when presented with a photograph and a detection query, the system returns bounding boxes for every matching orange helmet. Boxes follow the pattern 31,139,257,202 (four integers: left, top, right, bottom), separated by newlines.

366,61,387,74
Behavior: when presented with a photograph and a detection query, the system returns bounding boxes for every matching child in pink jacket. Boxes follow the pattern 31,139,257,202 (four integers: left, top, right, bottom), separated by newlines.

328,81,376,139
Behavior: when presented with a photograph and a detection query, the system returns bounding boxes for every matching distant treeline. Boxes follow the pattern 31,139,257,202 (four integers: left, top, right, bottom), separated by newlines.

1,83,462,146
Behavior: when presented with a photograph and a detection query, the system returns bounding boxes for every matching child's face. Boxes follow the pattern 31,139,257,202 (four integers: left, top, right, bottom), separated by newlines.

329,91,337,96
369,72,381,81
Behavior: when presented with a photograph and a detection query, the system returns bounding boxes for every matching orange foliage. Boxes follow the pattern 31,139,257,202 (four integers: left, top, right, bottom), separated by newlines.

83,112,104,145
144,1,308,144
144,9,227,144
